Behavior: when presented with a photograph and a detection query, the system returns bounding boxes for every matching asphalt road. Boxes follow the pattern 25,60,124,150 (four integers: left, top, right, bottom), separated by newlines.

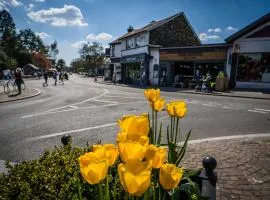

0,74,269,162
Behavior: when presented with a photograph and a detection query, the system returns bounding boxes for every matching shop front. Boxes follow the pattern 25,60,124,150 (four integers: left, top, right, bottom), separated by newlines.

120,53,148,85
159,44,228,86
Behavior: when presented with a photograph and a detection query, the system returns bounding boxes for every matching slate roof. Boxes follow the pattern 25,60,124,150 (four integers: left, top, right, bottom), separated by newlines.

225,12,270,43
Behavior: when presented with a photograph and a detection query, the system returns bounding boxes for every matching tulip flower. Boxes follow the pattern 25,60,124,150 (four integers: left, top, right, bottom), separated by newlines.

118,136,149,163
118,159,151,196
93,144,119,167
118,114,149,141
151,98,165,112
159,163,183,190
166,102,175,116
145,145,167,169
78,149,108,185
144,88,160,103
174,101,187,118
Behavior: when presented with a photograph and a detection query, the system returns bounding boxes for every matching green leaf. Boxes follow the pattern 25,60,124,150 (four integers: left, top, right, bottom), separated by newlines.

176,129,191,166
157,122,162,145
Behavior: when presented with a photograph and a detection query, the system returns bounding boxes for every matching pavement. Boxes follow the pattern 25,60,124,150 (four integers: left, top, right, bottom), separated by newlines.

93,78,270,100
0,87,41,103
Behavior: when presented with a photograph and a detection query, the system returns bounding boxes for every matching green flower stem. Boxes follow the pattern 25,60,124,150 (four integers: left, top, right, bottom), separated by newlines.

170,117,173,143
174,118,179,144
153,170,157,200
155,111,158,144
152,107,155,144
77,179,83,200
98,183,103,200
105,176,109,200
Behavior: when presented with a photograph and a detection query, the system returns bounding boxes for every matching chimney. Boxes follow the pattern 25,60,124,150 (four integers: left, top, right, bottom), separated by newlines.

150,21,156,23
127,25,134,33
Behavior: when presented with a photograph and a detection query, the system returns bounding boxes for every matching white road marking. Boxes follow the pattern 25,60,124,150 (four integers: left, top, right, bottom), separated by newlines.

69,105,78,109
223,106,240,110
92,99,119,104
22,89,108,118
185,133,270,145
21,101,146,118
202,104,217,107
26,123,117,141
26,115,171,141
248,110,268,114
105,95,145,100
254,108,270,112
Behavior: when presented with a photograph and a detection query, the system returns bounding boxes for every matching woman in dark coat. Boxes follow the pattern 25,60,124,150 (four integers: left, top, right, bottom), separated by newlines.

15,68,23,95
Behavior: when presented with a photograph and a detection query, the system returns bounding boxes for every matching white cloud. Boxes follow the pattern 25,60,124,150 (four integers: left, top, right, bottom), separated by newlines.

27,4,88,27
208,28,222,33
33,0,46,2
226,26,238,31
36,32,50,39
0,0,22,10
71,40,86,49
199,33,220,41
26,3,34,11
86,33,113,41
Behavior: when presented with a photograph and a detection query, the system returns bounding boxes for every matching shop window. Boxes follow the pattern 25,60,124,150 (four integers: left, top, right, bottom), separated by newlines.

236,53,270,82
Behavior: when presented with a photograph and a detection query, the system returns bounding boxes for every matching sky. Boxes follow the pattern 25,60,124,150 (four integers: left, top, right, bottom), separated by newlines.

1,0,269,66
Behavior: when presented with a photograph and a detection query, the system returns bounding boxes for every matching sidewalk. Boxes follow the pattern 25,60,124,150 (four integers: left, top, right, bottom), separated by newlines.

182,135,270,200
93,78,270,100
0,87,41,103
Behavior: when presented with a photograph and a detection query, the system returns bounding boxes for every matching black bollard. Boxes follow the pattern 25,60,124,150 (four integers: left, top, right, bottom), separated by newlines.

61,134,72,146
199,156,217,200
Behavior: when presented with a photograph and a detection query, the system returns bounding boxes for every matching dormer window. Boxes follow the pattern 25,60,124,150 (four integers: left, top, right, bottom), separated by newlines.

126,38,135,49
136,35,145,47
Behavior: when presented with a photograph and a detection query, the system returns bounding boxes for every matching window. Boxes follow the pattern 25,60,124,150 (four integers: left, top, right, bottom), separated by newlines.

136,35,145,47
111,45,115,57
236,53,270,82
126,38,135,49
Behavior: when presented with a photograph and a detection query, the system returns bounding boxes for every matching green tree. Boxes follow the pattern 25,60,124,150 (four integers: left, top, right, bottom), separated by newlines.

56,58,66,71
0,10,17,61
49,40,59,65
79,42,104,73
70,58,86,73
17,29,48,54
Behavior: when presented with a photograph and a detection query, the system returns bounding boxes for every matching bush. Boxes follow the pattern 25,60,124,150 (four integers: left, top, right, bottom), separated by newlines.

0,145,101,200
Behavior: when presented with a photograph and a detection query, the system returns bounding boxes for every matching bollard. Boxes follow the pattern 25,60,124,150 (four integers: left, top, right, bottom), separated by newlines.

61,134,72,146
199,156,217,200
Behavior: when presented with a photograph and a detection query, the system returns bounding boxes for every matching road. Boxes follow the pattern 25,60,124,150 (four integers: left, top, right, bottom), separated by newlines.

0,74,269,162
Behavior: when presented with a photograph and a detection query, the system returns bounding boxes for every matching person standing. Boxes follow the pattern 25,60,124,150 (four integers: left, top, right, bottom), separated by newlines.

43,70,48,86
112,72,116,84
15,68,23,95
53,71,57,85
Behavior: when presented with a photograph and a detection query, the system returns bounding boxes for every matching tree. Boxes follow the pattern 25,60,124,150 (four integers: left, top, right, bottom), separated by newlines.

0,10,17,59
17,29,48,54
70,58,86,73
79,42,104,73
56,59,66,71
49,41,59,65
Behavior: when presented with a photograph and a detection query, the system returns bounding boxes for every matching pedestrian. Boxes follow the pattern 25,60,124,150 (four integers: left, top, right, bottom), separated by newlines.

112,72,116,84
15,68,23,95
59,71,64,84
43,70,48,87
53,71,57,85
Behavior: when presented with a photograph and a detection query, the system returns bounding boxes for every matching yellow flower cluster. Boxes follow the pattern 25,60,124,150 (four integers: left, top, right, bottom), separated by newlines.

78,88,187,197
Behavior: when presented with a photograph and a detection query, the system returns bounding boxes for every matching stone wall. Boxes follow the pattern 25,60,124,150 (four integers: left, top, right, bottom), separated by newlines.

149,15,200,47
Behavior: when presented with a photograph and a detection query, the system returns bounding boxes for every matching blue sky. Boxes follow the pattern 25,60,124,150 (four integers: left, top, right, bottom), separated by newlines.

1,0,269,65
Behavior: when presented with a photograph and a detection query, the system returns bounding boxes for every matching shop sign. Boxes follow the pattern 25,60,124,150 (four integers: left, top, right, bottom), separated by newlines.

121,54,146,63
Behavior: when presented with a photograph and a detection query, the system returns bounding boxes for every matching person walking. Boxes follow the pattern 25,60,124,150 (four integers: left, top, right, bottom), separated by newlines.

15,68,23,95
43,70,48,86
53,71,57,85
112,72,116,84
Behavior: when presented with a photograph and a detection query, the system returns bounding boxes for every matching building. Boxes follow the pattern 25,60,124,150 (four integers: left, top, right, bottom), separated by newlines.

225,12,270,90
109,12,200,85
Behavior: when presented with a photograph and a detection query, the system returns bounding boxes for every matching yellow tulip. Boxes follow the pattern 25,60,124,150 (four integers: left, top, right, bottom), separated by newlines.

145,145,167,168
151,98,165,112
144,88,160,102
78,149,108,185
118,114,149,141
118,136,149,163
118,159,151,196
166,102,175,116
92,144,119,167
159,163,184,190
174,101,188,118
